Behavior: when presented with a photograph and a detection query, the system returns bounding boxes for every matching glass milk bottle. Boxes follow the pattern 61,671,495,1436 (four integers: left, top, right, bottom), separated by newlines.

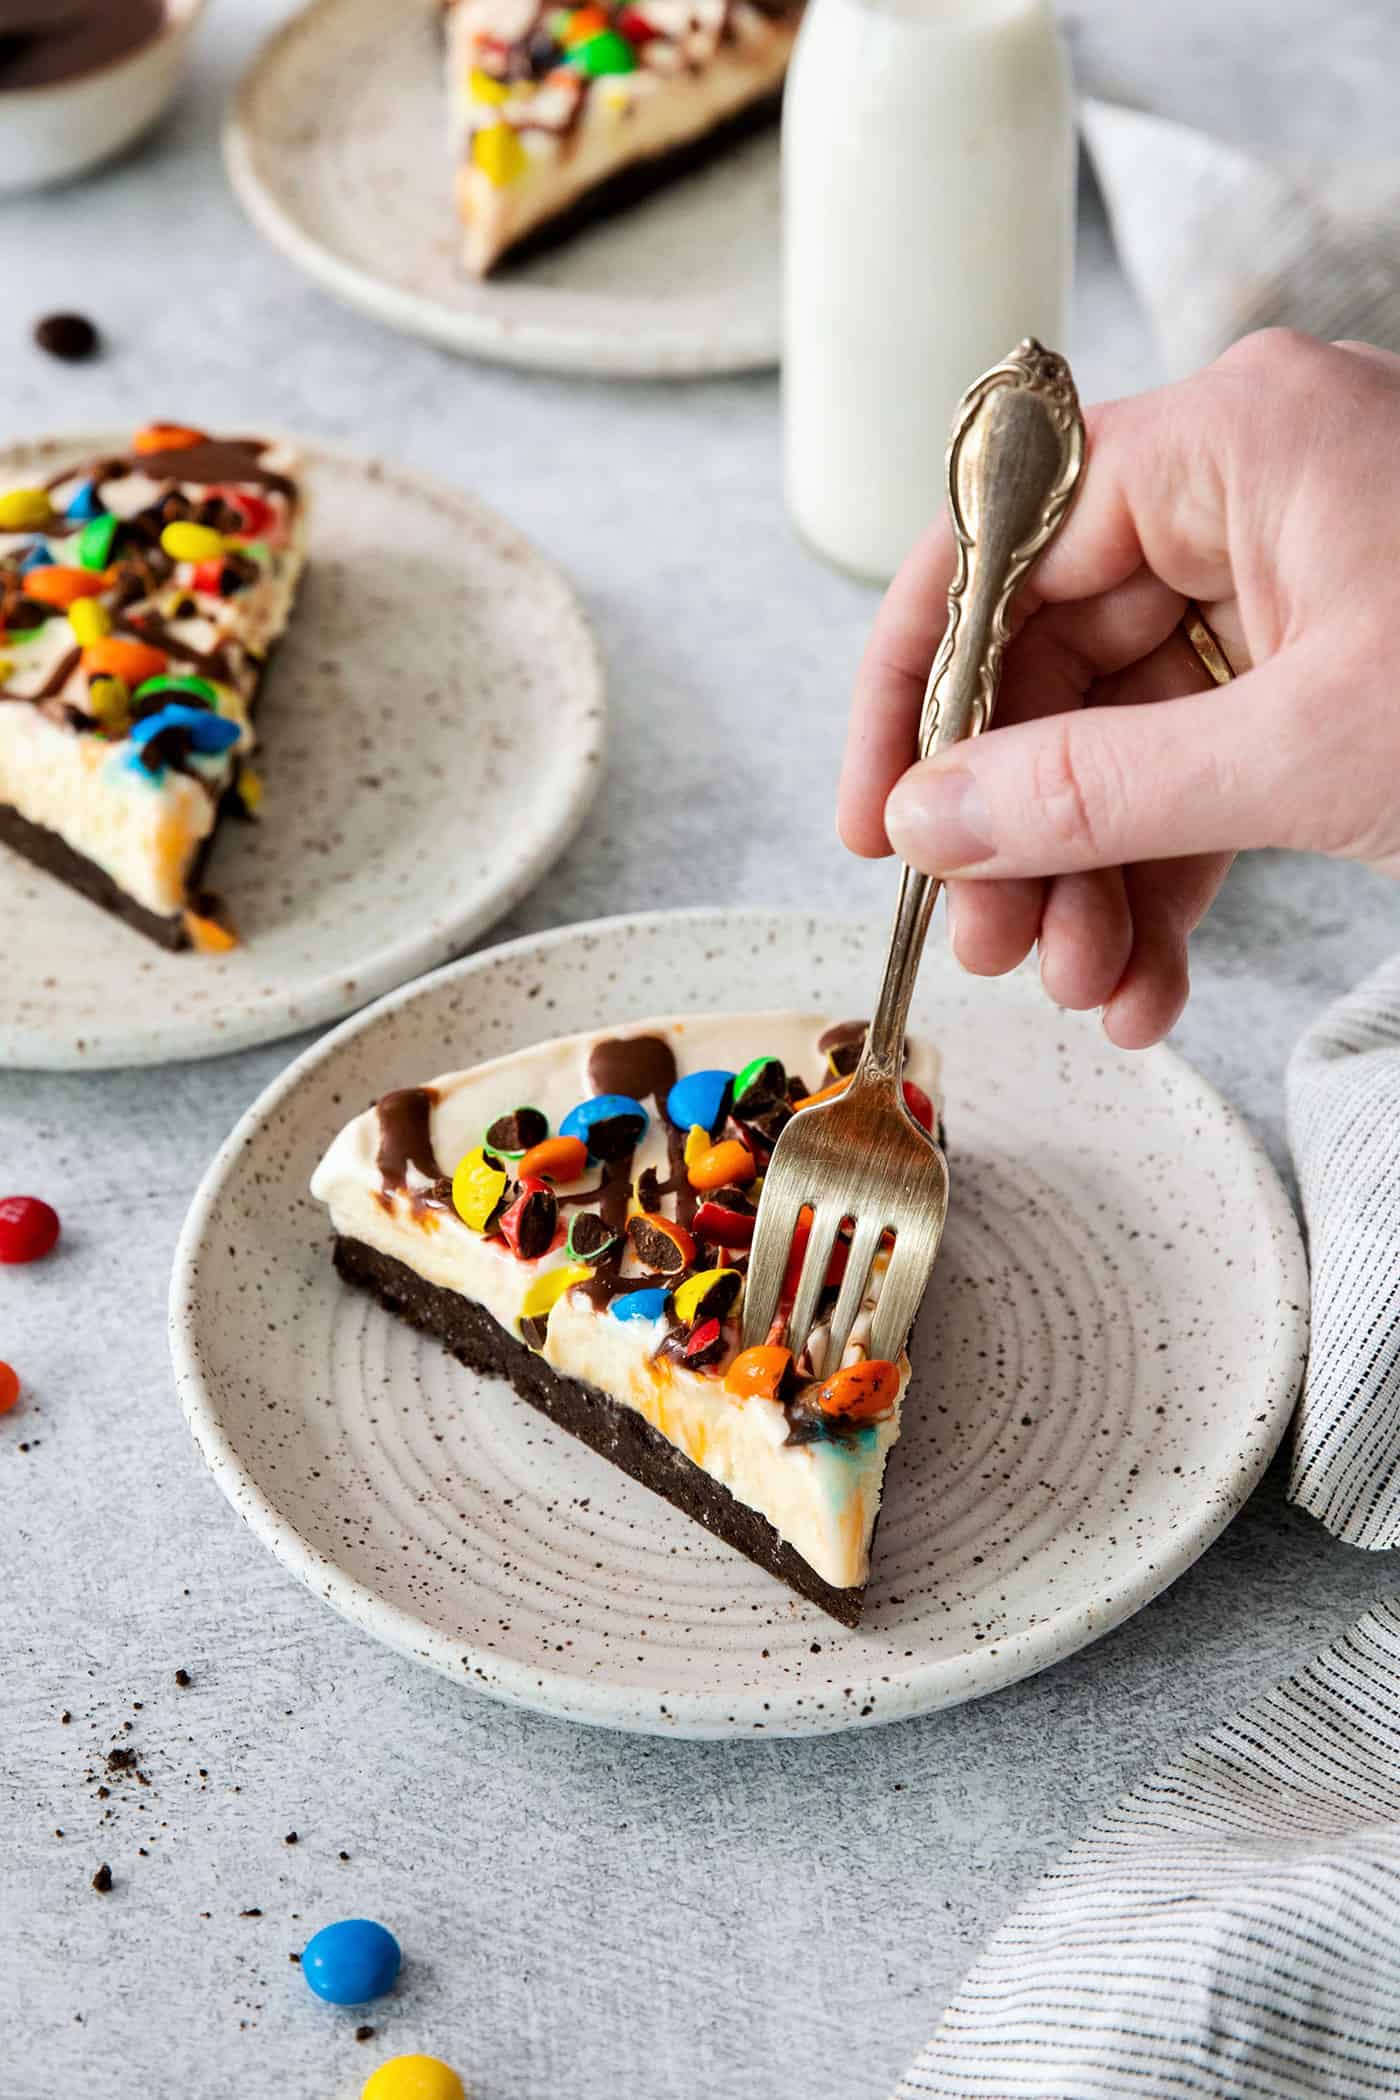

783,0,1074,581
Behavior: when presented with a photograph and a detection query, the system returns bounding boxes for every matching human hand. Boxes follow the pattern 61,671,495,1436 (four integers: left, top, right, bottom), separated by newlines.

839,329,1400,1047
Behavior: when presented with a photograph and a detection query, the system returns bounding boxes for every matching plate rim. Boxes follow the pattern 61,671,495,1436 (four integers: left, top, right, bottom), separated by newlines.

222,0,780,380
169,905,1310,1738
0,425,606,1071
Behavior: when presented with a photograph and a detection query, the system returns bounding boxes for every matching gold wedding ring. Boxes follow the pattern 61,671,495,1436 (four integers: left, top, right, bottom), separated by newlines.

1180,604,1235,685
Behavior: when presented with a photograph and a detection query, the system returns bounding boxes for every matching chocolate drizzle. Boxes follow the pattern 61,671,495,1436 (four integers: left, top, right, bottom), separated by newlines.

376,1088,442,1189
587,1032,677,1102
104,439,296,500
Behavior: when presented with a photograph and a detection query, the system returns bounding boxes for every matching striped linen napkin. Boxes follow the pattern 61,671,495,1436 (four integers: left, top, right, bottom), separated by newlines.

895,1603,1400,2099
1081,98,1400,371
890,107,1400,2074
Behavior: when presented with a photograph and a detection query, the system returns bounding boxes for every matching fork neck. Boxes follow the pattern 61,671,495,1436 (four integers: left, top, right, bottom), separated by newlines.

858,864,941,1088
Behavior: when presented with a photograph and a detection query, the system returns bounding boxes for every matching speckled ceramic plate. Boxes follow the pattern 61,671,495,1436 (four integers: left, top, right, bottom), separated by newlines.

224,0,781,379
171,909,1308,1737
0,431,603,1070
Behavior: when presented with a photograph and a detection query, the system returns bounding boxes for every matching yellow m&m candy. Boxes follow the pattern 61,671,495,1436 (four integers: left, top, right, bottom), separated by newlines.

451,1146,508,1232
160,520,225,563
361,2055,466,2100
0,487,53,532
519,1262,591,1325
68,597,111,646
471,120,528,186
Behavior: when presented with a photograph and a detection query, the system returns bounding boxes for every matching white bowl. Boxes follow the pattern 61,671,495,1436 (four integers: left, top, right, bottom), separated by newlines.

0,0,205,194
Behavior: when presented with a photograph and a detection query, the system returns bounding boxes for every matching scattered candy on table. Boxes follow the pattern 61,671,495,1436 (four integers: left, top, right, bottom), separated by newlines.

0,1195,60,1265
361,2055,466,2100
33,311,100,362
0,1362,21,1414
300,1917,402,2006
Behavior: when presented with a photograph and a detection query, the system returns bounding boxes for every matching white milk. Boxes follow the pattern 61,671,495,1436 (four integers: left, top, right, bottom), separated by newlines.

782,0,1074,581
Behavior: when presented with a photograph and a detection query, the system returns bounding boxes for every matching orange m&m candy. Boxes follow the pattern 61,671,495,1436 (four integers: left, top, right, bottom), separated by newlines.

724,1345,794,1403
22,565,110,609
82,637,169,687
517,1135,588,1184
813,1359,900,1421
132,423,207,455
687,1138,756,1191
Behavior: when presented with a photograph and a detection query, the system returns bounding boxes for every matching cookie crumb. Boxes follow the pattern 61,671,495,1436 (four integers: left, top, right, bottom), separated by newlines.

174,1668,191,1687
91,1863,112,1894
60,1710,71,1724
355,2025,376,2043
284,1831,298,1845
239,1907,263,1918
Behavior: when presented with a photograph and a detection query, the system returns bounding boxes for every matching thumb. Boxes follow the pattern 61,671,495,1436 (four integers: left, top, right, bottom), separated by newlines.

883,649,1327,879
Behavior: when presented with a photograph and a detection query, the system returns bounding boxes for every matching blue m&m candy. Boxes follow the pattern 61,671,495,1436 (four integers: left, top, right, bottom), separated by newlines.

665,1068,732,1134
560,1093,648,1160
128,703,240,755
609,1286,670,1323
64,479,104,522
301,1917,401,2006
18,540,54,573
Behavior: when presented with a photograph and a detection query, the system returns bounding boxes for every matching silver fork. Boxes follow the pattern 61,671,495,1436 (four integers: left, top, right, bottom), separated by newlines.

743,339,1086,1375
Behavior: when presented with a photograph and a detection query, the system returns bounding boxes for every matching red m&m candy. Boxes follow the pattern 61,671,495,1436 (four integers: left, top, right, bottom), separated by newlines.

0,1363,20,1413
0,1196,59,1264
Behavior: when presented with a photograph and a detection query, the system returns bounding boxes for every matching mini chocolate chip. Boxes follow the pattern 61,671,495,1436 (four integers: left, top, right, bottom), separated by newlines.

91,1863,112,1894
34,312,99,362
174,1668,191,1687
284,1831,298,1845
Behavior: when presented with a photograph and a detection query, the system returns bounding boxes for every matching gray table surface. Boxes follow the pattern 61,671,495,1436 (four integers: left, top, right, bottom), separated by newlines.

3,2,1398,2095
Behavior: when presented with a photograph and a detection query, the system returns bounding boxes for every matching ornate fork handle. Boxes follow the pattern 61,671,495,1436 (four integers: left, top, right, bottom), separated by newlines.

860,340,1087,1084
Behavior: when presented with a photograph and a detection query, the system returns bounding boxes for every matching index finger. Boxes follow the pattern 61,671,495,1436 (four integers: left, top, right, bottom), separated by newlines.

837,515,956,858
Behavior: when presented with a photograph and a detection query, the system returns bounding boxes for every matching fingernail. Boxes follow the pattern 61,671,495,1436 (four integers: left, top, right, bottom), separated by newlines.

885,767,995,872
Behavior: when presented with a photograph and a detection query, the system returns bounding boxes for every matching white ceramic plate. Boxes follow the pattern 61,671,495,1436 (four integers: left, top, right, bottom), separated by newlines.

224,0,781,379
170,909,1308,1738
0,431,603,1069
